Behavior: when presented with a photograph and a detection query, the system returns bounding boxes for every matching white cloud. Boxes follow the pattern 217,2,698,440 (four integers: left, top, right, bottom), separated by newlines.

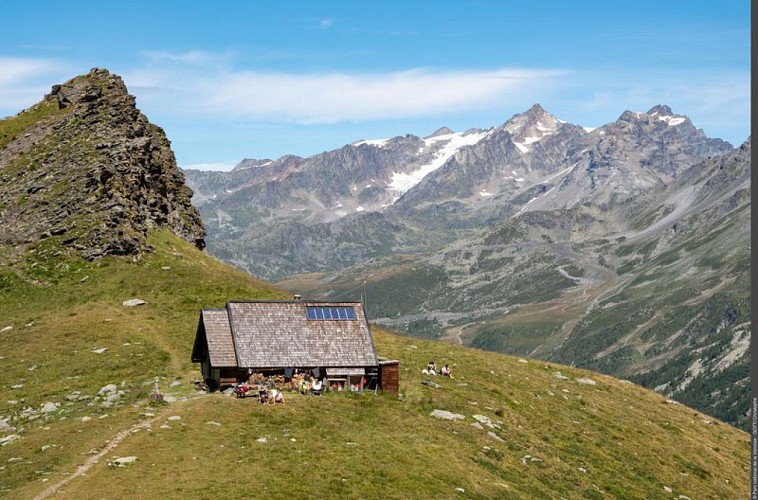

141,50,222,65
320,18,333,29
129,66,566,124
180,162,237,172
0,57,72,112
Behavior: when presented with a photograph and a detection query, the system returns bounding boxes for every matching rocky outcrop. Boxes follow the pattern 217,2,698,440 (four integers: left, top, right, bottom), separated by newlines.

0,68,205,260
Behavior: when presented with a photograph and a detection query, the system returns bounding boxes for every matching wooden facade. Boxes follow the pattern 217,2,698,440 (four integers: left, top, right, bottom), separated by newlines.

191,300,398,393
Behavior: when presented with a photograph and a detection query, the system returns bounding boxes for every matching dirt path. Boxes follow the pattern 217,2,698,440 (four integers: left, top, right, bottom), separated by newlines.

33,414,163,500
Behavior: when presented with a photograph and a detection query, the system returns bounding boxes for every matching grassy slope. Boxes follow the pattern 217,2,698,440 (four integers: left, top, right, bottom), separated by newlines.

0,231,749,499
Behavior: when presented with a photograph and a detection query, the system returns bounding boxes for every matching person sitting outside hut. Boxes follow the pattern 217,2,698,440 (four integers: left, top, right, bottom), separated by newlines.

270,388,285,405
312,378,323,396
425,360,437,375
440,364,453,378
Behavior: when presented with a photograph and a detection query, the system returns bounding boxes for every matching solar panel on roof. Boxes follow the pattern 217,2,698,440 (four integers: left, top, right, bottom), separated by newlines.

306,306,356,320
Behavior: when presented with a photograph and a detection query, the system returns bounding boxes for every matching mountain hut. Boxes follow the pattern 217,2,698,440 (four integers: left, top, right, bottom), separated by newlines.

191,300,399,394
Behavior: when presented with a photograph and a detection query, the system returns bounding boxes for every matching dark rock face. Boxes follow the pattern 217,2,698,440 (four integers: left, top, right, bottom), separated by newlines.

0,68,205,259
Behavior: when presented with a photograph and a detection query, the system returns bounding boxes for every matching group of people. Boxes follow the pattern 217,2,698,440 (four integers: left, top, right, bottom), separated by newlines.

298,376,324,396
424,360,453,378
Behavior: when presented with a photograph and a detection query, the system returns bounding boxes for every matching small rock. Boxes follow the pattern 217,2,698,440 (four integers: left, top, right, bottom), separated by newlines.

578,467,588,473
40,402,60,413
430,410,465,421
169,380,182,387
1,326,12,333
161,266,171,270
487,431,505,442
577,378,596,386
79,276,89,282
663,486,672,493
471,422,484,430
206,421,222,426
7,457,22,463
40,444,55,452
122,299,146,307
421,380,442,389
455,487,465,493
10,385,23,390
27,365,37,372
472,415,493,427
163,395,177,403
167,415,181,421
554,372,569,380
517,359,528,364
81,416,92,422
91,348,107,354
98,384,117,396
256,437,267,443
108,456,137,467
0,435,19,446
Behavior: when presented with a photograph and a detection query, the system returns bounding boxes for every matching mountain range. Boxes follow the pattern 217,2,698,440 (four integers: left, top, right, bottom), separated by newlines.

183,104,750,430
0,69,750,497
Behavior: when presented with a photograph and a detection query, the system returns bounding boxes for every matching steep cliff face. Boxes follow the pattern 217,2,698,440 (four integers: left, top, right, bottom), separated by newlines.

0,68,205,260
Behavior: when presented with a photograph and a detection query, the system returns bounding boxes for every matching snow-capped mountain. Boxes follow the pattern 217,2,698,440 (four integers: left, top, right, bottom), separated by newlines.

182,104,749,430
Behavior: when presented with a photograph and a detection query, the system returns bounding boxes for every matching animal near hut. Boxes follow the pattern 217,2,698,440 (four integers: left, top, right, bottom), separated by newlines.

191,299,399,394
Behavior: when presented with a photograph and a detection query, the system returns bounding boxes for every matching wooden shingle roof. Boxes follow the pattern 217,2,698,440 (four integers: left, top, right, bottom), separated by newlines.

227,301,377,368
200,309,237,367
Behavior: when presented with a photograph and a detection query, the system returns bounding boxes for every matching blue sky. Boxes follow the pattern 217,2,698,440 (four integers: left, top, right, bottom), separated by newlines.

0,1,750,170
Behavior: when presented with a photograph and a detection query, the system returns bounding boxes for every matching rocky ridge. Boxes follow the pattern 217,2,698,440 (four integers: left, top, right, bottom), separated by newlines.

0,68,205,261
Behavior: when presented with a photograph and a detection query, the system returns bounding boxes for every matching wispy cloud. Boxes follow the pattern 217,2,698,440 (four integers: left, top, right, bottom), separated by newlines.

180,161,237,172
128,66,566,124
0,57,71,112
319,18,333,29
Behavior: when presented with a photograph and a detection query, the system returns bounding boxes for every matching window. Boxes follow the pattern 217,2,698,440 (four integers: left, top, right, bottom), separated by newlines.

306,306,356,320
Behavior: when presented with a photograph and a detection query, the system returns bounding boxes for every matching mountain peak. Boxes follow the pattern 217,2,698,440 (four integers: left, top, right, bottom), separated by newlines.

647,104,674,116
427,126,455,138
0,69,206,260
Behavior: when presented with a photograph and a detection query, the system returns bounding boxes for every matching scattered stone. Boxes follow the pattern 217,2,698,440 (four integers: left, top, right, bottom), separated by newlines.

122,299,146,307
167,415,181,421
517,359,528,364
472,415,493,427
7,457,22,463
107,456,137,467
520,455,543,464
98,414,109,419
554,372,569,380
26,365,37,372
421,380,442,389
142,412,155,417
577,378,596,386
10,385,23,390
487,432,505,443
159,425,171,429
0,435,19,446
430,410,465,421
344,442,359,446
161,266,171,270
40,444,55,452
455,487,465,493
471,422,484,430
163,395,177,404
79,275,89,282
91,348,108,354
206,421,222,427
7,401,17,405
169,380,182,387
290,438,296,442
665,399,679,405
468,401,479,406
81,416,92,422
664,486,672,493
578,467,588,473
256,437,267,443
1,326,12,333
40,402,60,413
98,384,117,396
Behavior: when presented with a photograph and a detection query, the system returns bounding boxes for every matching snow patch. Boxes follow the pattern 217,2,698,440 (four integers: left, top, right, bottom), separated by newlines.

657,115,686,126
389,130,488,194
355,206,365,212
479,190,494,197
355,138,390,148
513,142,529,153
